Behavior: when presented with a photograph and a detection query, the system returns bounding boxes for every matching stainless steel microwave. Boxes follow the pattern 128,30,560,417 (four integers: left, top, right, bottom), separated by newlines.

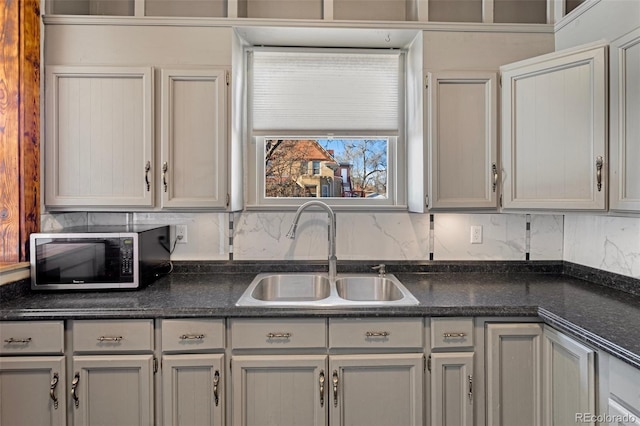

29,225,170,290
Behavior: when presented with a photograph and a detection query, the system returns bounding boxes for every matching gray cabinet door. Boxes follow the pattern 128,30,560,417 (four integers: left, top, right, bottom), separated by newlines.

542,325,595,426
160,68,228,209
162,354,224,426
0,356,66,426
231,355,327,426
427,71,498,210
329,353,423,426
71,354,154,426
485,323,543,426
45,66,154,208
610,28,640,212
500,42,607,210
431,352,474,426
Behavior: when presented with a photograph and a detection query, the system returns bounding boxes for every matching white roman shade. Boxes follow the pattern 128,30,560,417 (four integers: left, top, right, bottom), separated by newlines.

250,49,401,132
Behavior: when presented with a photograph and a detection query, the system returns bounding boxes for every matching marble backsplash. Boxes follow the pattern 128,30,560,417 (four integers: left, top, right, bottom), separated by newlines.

42,211,563,261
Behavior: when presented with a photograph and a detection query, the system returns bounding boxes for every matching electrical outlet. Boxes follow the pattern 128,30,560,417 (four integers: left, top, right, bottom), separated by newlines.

176,225,188,244
470,225,482,244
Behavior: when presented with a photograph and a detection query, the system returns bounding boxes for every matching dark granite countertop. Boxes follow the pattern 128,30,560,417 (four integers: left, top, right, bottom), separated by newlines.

2,262,639,369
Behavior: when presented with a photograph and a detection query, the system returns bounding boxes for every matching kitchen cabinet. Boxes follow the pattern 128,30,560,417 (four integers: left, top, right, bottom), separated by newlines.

542,325,596,426
426,71,498,210
160,319,226,426
159,68,228,209
70,319,155,426
0,321,66,426
230,317,423,426
605,355,640,426
485,322,543,426
329,354,423,426
500,42,607,210
45,66,229,211
428,317,475,426
45,66,154,209
609,28,640,212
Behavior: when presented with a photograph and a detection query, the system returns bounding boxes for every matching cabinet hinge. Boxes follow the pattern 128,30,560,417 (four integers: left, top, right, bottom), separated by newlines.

425,195,429,209
499,75,502,88
153,357,159,374
499,194,503,208
226,71,230,86
226,193,230,207
425,74,429,90
427,355,431,372
468,374,473,402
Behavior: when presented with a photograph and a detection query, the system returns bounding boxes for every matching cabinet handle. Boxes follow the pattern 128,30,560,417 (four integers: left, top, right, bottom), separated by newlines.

180,334,205,340
50,372,59,409
443,332,466,338
162,162,168,192
213,370,220,406
71,372,80,408
3,337,32,344
468,375,473,402
332,370,339,407
266,332,291,339
492,163,498,193
319,370,325,407
596,156,603,192
97,336,123,342
144,161,151,192
365,331,390,337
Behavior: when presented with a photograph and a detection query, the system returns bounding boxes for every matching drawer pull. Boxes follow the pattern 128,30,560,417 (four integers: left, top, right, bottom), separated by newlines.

71,372,80,408
332,370,339,407
4,337,32,344
443,332,466,338
365,331,390,337
267,332,291,339
180,334,205,340
213,370,220,406
319,370,325,407
50,373,59,409
97,336,123,342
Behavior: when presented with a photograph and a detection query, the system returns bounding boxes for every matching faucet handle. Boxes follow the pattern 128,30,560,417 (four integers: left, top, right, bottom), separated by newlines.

371,264,386,276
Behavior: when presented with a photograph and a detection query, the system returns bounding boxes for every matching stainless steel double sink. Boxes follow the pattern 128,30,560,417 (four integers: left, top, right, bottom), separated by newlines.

236,273,419,307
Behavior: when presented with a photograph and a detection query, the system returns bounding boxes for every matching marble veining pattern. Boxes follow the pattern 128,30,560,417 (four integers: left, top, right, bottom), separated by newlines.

41,212,88,231
529,214,564,260
564,215,640,278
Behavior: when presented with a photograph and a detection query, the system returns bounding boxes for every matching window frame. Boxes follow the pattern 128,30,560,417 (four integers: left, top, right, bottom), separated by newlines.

244,46,407,210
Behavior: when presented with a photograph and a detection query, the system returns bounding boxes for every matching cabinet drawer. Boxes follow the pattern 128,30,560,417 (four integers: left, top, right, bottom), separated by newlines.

72,319,153,353
231,318,327,349
0,321,64,354
430,317,474,349
161,318,225,352
329,318,423,349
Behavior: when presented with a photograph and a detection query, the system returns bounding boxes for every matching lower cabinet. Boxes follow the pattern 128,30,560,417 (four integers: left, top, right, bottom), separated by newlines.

162,354,225,426
542,325,596,426
605,355,640,426
0,356,67,426
430,352,474,426
485,322,543,426
71,355,155,425
231,355,327,426
329,354,424,426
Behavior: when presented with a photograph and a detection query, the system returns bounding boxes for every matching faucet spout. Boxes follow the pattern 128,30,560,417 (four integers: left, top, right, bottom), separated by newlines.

287,200,337,281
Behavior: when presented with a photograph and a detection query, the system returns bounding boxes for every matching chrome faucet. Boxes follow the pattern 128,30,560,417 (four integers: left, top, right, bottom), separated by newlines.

286,200,337,281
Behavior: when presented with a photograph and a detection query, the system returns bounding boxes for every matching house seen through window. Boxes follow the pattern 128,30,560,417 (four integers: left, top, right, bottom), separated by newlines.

265,138,388,199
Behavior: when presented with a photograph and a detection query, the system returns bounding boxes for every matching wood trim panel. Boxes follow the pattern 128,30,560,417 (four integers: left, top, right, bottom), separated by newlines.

0,0,40,262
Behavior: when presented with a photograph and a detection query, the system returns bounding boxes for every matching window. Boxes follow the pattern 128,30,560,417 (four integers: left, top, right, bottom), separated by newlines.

246,47,406,209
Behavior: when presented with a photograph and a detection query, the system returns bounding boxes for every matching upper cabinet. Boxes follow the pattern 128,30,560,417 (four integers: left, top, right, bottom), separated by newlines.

45,66,154,208
427,71,498,210
45,0,558,23
160,68,228,209
500,42,607,211
45,65,229,210
609,28,640,213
